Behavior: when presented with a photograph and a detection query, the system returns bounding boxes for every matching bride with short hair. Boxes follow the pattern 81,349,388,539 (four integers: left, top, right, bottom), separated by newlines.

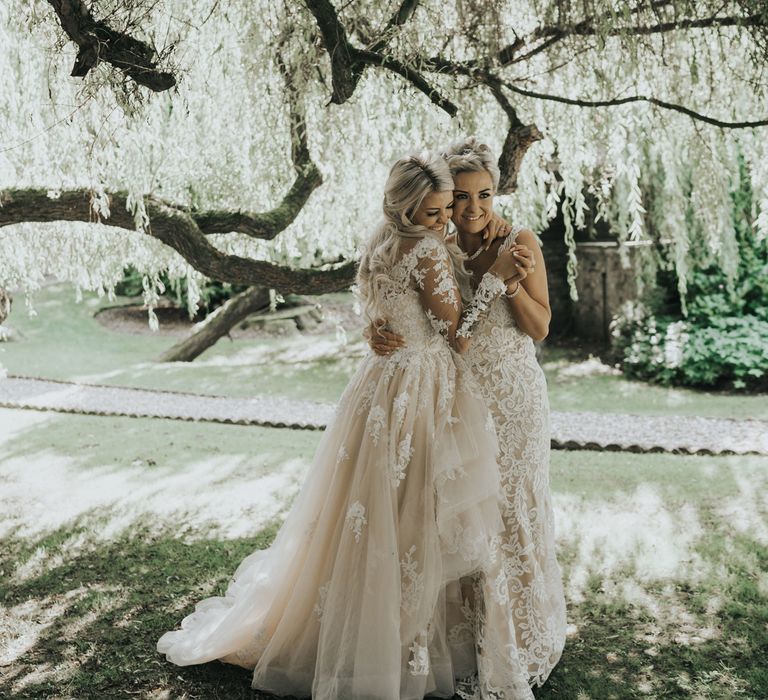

370,137,568,695
158,151,536,699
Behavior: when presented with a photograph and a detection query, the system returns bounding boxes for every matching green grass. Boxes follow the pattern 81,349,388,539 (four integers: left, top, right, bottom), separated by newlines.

2,406,767,699
2,283,766,417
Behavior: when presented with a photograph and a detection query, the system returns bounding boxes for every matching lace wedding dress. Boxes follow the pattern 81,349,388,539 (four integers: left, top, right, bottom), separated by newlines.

157,235,535,699
457,230,567,696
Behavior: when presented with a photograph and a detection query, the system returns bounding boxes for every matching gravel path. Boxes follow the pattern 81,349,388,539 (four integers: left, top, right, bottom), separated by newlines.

1,375,766,456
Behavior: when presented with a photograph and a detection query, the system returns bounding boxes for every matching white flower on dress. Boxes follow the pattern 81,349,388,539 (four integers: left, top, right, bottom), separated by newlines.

313,582,330,619
485,409,496,435
335,444,349,466
393,391,410,427
391,433,414,487
366,405,386,444
400,545,424,615
491,568,510,605
456,272,506,338
425,309,452,338
345,501,367,543
408,641,430,676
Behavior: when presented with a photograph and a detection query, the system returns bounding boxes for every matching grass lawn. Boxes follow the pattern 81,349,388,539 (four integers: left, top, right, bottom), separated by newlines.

1,282,766,419
1,407,766,699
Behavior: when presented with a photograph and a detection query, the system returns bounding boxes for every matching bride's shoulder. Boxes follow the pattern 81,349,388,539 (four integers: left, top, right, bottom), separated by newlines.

496,225,535,254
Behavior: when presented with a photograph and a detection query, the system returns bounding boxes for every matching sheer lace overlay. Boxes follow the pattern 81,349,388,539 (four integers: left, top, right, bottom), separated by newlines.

455,226,567,696
157,235,529,699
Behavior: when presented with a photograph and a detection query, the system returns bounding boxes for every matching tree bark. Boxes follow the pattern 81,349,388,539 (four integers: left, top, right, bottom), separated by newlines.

46,0,176,91
0,189,356,295
158,286,271,362
0,287,11,325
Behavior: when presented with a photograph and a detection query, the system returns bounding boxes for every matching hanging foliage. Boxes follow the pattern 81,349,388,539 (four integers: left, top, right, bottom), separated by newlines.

0,0,766,316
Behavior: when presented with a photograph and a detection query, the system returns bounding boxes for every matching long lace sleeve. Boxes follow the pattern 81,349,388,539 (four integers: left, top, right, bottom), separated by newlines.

410,238,505,353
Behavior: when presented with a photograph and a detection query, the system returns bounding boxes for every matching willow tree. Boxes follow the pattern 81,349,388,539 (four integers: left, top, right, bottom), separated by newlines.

0,0,766,358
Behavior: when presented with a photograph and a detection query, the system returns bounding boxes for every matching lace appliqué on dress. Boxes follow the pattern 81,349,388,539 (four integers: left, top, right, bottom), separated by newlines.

400,545,424,616
366,405,386,444
408,639,430,676
392,433,414,487
457,272,506,339
345,501,367,543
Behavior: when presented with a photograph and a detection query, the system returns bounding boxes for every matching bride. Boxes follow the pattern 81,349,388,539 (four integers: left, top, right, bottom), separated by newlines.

369,138,567,694
157,152,533,699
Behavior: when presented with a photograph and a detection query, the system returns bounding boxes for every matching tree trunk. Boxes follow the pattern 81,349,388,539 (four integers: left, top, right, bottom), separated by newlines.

158,286,271,362
0,287,11,325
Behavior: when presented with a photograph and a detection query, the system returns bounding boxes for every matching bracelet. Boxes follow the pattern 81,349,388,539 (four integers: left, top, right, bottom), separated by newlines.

505,283,521,299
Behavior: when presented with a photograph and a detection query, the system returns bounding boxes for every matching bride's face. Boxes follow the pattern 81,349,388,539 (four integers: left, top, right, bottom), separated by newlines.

411,190,454,234
451,170,495,235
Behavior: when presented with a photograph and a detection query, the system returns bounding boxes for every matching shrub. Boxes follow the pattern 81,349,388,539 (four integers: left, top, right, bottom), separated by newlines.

611,156,768,391
615,306,768,390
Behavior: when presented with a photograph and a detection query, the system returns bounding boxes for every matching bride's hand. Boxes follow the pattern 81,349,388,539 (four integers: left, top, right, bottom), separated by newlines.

366,319,406,356
488,249,521,281
481,213,513,250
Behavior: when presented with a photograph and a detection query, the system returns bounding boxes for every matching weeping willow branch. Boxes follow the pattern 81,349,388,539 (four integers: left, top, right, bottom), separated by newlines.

46,0,176,91
0,189,355,294
194,58,323,238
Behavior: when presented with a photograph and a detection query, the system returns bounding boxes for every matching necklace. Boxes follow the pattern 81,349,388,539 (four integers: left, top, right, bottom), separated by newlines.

465,246,484,261
460,233,485,261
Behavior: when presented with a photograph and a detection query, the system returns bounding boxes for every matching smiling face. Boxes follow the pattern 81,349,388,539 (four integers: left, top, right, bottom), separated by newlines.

451,170,495,235
411,189,454,234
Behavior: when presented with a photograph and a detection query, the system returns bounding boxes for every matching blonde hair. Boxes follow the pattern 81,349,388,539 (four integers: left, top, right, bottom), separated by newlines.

356,152,466,324
442,136,500,190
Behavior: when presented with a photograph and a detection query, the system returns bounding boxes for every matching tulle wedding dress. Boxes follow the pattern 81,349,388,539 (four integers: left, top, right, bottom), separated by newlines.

158,235,537,699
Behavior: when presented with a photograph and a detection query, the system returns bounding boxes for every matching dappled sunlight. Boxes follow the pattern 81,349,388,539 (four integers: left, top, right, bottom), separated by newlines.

1,449,308,548
718,461,768,545
546,356,621,379
631,585,720,652
554,485,706,602
0,585,117,667
0,409,52,448
200,334,366,367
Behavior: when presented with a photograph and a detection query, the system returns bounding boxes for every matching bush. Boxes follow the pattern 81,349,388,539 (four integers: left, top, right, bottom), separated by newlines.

611,156,768,391
615,307,768,390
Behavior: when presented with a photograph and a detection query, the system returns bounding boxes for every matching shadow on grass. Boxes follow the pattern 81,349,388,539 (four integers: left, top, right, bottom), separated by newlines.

2,525,766,699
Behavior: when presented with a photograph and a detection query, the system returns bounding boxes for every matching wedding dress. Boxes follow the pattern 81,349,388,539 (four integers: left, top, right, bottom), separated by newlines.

457,230,567,696
157,235,537,699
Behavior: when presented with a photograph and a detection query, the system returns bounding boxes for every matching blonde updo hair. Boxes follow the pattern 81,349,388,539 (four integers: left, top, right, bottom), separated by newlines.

442,136,500,190
356,152,466,323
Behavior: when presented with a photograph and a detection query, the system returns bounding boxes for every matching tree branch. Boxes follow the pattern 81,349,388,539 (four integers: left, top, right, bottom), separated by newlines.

194,54,323,239
536,10,766,41
0,189,355,294
304,0,456,115
46,0,176,91
368,0,419,53
304,0,362,103
502,83,768,128
354,49,458,116
484,78,543,193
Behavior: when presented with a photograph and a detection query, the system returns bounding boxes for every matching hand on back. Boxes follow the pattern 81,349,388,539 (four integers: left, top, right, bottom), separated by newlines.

367,319,406,356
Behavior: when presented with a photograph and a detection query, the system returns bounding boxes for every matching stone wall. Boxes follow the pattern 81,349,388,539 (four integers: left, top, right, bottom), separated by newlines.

538,219,647,342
